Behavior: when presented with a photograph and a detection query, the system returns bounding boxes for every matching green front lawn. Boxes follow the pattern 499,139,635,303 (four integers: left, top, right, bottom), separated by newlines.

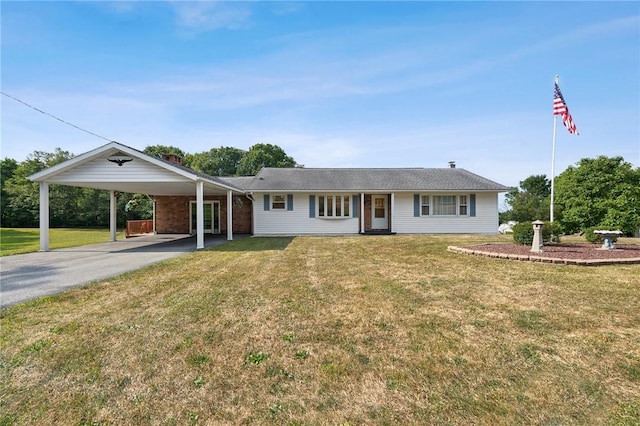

1,235,638,424
0,228,125,256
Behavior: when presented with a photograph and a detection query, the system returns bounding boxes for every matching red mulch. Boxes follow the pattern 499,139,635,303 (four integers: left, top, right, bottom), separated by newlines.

470,243,640,260
449,243,640,266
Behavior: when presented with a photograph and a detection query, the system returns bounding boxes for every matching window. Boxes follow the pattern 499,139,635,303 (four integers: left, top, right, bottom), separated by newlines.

421,195,430,216
420,195,469,216
459,195,468,216
272,194,286,210
433,195,457,215
317,195,351,218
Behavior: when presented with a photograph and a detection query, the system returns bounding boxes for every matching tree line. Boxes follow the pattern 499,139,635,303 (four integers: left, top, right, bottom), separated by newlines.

500,155,640,236
1,143,300,228
2,145,638,235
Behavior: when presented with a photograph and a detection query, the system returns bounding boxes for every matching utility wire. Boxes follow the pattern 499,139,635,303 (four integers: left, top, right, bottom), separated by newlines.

1,91,112,142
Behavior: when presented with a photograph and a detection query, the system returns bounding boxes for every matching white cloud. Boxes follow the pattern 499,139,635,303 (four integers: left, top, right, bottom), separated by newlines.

168,1,253,34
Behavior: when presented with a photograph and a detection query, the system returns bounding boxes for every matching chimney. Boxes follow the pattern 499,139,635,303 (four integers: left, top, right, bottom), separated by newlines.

161,153,183,166
449,161,456,168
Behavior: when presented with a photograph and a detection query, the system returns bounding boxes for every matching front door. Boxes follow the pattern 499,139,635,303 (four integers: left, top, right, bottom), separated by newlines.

190,201,220,234
372,195,388,230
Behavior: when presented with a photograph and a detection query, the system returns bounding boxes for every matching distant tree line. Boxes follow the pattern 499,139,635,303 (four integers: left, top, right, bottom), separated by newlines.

500,156,640,236
1,143,300,228
3,146,637,235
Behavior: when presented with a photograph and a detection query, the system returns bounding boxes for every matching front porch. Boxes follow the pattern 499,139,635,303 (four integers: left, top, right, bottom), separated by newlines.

359,193,394,234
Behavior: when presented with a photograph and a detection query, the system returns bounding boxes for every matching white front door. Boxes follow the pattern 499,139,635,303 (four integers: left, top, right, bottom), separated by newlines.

190,201,220,234
372,195,388,230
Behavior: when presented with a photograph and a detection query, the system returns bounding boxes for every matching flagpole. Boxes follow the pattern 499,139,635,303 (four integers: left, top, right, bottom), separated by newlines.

550,75,559,223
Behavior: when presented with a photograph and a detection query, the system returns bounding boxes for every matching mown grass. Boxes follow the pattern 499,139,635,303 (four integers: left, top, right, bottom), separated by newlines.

0,228,125,256
1,235,639,425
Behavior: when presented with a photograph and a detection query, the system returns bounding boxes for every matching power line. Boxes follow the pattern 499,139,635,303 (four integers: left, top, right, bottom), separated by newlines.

1,91,112,142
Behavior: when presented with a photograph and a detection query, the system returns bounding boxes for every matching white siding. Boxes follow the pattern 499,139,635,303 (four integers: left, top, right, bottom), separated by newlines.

51,157,190,184
393,192,499,234
253,193,359,235
253,192,500,235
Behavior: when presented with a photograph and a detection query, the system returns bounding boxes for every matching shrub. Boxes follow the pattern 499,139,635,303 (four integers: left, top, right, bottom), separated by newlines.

512,221,562,245
512,221,534,245
545,221,563,243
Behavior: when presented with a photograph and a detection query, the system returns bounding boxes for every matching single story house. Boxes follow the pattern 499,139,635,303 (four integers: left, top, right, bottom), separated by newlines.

29,141,510,250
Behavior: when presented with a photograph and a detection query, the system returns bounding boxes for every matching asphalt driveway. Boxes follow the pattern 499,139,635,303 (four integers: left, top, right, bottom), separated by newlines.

0,234,240,309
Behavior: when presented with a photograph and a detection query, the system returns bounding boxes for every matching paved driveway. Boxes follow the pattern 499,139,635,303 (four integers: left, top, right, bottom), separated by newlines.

0,234,239,309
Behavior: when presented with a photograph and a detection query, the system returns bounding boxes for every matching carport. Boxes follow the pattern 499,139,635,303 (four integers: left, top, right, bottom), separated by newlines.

29,141,245,251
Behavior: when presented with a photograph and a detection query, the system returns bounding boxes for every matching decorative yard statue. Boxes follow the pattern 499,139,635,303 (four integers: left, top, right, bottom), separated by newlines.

531,220,544,253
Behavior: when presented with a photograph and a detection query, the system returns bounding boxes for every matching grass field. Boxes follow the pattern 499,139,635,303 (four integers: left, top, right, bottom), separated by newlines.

1,235,639,425
0,228,125,256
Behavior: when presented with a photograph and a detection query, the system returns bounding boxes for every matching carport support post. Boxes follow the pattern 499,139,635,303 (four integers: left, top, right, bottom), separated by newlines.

390,192,395,233
360,193,365,233
39,182,49,252
196,181,204,249
227,190,233,241
109,190,117,242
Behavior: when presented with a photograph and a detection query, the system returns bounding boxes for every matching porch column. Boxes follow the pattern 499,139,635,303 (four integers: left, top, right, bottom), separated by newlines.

390,192,395,233
152,198,156,234
39,182,50,251
227,190,233,241
360,193,365,233
196,181,204,249
109,190,117,242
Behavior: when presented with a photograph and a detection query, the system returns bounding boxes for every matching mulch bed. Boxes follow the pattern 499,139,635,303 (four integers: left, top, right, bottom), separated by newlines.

448,243,640,266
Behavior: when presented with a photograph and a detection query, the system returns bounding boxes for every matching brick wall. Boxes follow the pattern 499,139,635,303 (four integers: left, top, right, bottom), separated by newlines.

154,195,252,234
364,194,372,231
155,196,190,233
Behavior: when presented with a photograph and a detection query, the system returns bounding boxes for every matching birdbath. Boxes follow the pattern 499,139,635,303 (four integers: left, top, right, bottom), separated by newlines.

594,230,623,250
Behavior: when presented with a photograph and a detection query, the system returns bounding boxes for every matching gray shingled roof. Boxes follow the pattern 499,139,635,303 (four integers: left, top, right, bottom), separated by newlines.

235,168,510,192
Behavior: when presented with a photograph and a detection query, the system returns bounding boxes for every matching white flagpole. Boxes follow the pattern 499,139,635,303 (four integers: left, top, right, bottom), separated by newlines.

550,75,559,223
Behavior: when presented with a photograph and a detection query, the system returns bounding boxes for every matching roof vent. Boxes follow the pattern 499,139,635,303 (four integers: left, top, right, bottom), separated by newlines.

449,161,456,168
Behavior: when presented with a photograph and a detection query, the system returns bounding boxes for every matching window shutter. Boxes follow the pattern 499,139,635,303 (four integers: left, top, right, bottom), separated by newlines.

309,195,316,218
263,194,270,211
287,194,294,211
352,195,359,218
470,194,476,217
414,194,420,217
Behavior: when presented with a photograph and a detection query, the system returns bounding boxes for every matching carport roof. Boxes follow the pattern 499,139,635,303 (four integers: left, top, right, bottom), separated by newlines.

29,141,244,196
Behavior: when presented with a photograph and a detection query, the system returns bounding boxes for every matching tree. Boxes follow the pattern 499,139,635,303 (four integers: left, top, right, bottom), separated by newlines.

4,149,77,227
502,174,551,223
554,156,640,235
185,146,246,176
236,143,299,176
1,158,18,226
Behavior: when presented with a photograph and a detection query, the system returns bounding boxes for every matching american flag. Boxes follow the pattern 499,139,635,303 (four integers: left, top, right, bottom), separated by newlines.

553,83,579,135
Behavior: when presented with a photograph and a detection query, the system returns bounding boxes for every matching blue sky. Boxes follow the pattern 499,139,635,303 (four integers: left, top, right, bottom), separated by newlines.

2,1,639,204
